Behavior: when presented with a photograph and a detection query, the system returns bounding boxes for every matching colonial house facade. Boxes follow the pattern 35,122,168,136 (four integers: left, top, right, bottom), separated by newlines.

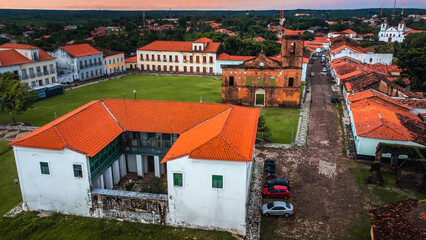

10,99,259,236
0,43,58,87
125,56,137,70
221,35,304,107
51,44,104,83
137,37,221,75
95,47,126,75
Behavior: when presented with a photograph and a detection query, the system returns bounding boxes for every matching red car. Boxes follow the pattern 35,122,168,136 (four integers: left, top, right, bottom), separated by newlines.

262,185,290,199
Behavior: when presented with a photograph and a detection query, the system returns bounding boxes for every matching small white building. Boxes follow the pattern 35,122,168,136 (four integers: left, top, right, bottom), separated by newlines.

137,37,221,75
330,44,393,65
328,29,357,39
10,99,259,236
215,53,254,75
50,43,104,83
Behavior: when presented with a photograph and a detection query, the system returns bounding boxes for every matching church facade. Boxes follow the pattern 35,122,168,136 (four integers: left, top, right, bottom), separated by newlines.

221,35,304,108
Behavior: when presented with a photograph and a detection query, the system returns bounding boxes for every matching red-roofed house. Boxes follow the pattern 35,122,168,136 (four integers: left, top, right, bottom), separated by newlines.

125,56,137,69
347,90,425,157
51,43,104,83
328,29,357,39
137,38,222,75
0,43,58,87
10,99,259,236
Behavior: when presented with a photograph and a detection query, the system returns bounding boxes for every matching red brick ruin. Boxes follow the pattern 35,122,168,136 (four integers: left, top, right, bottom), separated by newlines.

222,35,304,107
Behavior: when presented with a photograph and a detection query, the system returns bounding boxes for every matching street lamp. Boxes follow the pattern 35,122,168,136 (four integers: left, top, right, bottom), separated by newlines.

133,90,136,100
291,126,294,145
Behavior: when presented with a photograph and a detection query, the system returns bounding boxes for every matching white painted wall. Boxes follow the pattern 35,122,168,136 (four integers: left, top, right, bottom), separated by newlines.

301,62,308,82
127,154,137,172
215,60,245,75
331,48,393,65
13,147,92,216
166,156,251,235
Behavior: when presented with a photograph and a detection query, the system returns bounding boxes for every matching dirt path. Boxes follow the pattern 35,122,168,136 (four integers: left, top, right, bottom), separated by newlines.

257,57,361,239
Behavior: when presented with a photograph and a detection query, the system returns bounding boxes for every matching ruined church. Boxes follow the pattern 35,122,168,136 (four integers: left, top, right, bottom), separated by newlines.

221,35,304,107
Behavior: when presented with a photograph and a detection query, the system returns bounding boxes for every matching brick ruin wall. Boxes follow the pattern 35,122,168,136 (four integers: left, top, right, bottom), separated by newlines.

90,192,168,225
222,68,301,107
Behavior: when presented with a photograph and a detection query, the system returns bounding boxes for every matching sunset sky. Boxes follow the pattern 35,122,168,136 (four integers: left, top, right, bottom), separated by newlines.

1,0,424,10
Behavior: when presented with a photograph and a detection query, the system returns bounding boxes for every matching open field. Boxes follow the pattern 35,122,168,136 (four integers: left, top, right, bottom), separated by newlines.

0,140,233,239
1,74,300,144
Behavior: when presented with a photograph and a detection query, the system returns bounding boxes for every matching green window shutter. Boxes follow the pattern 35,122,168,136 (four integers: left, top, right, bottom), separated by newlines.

270,77,275,87
212,175,223,188
40,162,50,175
73,164,83,178
247,77,252,86
258,77,263,87
174,173,183,186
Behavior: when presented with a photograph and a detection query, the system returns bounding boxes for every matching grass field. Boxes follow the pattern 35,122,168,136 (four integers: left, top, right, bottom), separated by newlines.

260,108,300,144
0,75,222,126
0,141,233,239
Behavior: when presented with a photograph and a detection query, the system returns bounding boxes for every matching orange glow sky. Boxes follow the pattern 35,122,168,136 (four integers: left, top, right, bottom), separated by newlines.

1,0,424,10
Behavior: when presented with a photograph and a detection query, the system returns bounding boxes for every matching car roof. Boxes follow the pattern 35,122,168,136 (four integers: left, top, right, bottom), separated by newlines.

272,201,288,206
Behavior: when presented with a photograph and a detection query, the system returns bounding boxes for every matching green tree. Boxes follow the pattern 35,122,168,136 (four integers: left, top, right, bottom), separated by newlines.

257,115,271,139
0,72,38,123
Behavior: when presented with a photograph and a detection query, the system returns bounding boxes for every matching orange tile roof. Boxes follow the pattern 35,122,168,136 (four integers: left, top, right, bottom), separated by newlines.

0,49,32,66
348,89,412,111
138,40,221,53
342,29,356,34
125,56,137,63
11,100,260,162
339,70,365,80
61,43,103,57
284,28,305,35
350,99,425,145
217,53,254,61
303,57,309,63
0,43,37,49
331,45,365,54
193,37,212,43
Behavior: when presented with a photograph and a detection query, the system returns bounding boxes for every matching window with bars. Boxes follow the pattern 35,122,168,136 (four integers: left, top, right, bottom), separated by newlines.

40,162,50,175
212,175,223,188
73,164,83,178
173,173,183,186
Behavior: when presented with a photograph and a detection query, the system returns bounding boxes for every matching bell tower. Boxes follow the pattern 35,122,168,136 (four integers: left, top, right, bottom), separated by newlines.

281,35,304,69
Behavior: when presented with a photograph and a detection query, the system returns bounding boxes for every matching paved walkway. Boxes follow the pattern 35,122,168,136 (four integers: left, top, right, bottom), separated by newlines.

0,123,38,141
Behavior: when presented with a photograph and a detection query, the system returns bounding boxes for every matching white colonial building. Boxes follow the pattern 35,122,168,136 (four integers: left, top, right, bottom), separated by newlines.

378,21,407,43
10,99,259,236
330,44,393,65
0,43,58,87
137,37,221,75
50,43,104,83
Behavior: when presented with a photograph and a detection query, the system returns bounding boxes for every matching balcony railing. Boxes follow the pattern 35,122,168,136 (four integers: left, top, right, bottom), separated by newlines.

124,146,170,156
29,74,35,78
43,71,49,75
37,72,42,77
21,75,29,80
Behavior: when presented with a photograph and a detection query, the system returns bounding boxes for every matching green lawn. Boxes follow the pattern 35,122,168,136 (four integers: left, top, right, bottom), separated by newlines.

0,140,233,239
261,108,300,144
0,75,222,126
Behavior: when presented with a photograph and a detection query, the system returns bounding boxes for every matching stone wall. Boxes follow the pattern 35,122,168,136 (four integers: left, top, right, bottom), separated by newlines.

90,188,168,224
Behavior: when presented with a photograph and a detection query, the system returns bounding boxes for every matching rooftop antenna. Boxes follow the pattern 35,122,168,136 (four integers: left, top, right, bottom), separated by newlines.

380,2,383,17
392,0,397,15
401,0,405,15
169,8,171,19
143,11,146,29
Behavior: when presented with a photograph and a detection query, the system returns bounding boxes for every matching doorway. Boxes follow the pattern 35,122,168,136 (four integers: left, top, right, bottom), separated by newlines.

147,156,155,173
255,88,266,107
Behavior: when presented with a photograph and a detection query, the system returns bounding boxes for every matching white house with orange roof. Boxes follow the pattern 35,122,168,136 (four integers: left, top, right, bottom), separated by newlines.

137,37,222,75
347,89,425,158
328,29,357,39
51,43,104,83
9,99,259,235
0,43,58,87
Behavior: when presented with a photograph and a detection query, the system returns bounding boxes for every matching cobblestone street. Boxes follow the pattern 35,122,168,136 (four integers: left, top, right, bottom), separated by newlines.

257,57,361,239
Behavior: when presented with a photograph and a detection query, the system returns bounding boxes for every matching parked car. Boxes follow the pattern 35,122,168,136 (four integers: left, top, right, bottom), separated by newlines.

310,72,314,77
264,159,277,179
262,185,290,198
261,201,294,217
322,67,327,72
331,96,338,103
265,178,291,189
313,57,317,60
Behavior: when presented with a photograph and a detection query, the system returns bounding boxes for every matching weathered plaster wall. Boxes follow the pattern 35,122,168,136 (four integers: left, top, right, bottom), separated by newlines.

91,189,168,224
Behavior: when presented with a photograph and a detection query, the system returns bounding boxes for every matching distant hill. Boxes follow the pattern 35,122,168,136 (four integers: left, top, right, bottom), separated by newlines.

0,8,425,26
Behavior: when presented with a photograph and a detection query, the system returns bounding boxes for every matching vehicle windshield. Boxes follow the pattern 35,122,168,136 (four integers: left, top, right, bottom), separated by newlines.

267,203,274,209
267,187,274,192
286,203,291,208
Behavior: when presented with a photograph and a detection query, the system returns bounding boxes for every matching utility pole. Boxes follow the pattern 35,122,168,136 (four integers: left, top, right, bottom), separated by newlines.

143,11,146,29
401,0,405,16
392,0,397,16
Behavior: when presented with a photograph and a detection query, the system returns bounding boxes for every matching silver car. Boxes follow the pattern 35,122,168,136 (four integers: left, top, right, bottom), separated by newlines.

261,201,294,217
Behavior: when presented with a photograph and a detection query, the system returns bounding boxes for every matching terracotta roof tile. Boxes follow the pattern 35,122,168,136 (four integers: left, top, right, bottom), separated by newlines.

11,100,259,162
217,53,254,61
125,56,137,63
193,37,212,43
0,49,32,66
0,43,37,49
138,40,221,53
61,43,103,57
